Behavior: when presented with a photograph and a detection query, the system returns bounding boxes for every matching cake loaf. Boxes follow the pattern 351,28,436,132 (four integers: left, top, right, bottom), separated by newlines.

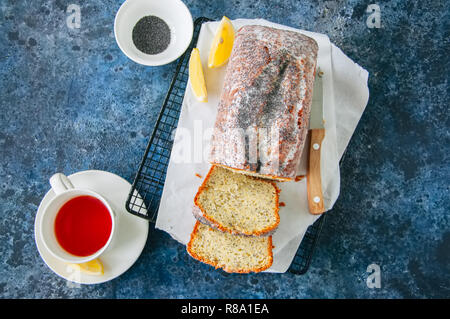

209,25,319,181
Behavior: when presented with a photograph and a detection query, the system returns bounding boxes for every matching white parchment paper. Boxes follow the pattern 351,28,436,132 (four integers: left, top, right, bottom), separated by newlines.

155,19,370,273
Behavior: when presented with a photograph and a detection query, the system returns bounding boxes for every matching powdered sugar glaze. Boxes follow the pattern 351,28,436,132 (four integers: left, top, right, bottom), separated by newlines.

209,25,318,181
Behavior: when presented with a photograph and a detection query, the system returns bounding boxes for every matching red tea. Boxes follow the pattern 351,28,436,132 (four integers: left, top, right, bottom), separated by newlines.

54,195,112,257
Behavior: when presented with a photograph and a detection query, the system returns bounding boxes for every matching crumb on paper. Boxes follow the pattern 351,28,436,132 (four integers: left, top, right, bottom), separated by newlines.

195,173,203,178
295,175,305,182
279,202,286,207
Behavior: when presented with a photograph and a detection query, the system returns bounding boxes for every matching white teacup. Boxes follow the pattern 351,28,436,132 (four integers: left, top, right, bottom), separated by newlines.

40,173,116,264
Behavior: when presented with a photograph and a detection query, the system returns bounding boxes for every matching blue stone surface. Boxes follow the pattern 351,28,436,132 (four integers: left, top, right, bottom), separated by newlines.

0,0,448,298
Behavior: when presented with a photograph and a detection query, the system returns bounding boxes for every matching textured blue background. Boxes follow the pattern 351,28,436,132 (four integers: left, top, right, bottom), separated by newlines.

0,0,448,298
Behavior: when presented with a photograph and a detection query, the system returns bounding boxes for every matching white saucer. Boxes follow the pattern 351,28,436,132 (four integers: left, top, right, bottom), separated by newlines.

34,170,149,285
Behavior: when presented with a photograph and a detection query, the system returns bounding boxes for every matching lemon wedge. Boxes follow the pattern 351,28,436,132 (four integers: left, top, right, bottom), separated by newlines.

67,259,104,276
207,16,235,68
189,48,208,102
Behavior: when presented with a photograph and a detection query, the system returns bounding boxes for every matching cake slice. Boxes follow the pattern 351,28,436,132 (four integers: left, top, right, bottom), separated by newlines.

194,165,280,236
187,221,273,273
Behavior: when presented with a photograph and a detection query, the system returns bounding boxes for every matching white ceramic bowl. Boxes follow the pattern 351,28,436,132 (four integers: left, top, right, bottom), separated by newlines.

114,0,193,66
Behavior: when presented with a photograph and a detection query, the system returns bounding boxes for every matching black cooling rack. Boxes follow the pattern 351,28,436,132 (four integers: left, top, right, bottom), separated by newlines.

125,17,326,275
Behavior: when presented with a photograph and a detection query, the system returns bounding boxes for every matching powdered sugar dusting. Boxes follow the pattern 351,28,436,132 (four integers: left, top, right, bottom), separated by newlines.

209,25,318,180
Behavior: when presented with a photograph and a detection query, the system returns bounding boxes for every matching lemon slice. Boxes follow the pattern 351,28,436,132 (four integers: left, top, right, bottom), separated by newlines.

67,259,104,276
189,48,208,102
208,16,235,68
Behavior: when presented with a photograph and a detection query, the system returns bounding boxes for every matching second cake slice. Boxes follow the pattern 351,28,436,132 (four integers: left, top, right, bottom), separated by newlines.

194,165,280,236
187,221,273,273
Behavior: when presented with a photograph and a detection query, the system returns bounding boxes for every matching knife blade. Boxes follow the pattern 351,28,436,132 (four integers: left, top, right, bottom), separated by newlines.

309,69,324,130
307,69,325,215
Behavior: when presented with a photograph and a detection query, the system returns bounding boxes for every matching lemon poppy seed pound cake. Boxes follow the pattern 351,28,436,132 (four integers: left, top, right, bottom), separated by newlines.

187,221,274,273
187,24,319,273
209,25,319,181
193,165,280,236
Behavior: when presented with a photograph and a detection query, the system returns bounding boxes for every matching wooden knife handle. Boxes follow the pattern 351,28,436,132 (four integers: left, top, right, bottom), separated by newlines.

307,128,325,215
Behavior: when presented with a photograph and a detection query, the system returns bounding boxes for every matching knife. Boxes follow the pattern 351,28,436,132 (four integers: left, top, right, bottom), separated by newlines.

307,69,325,215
